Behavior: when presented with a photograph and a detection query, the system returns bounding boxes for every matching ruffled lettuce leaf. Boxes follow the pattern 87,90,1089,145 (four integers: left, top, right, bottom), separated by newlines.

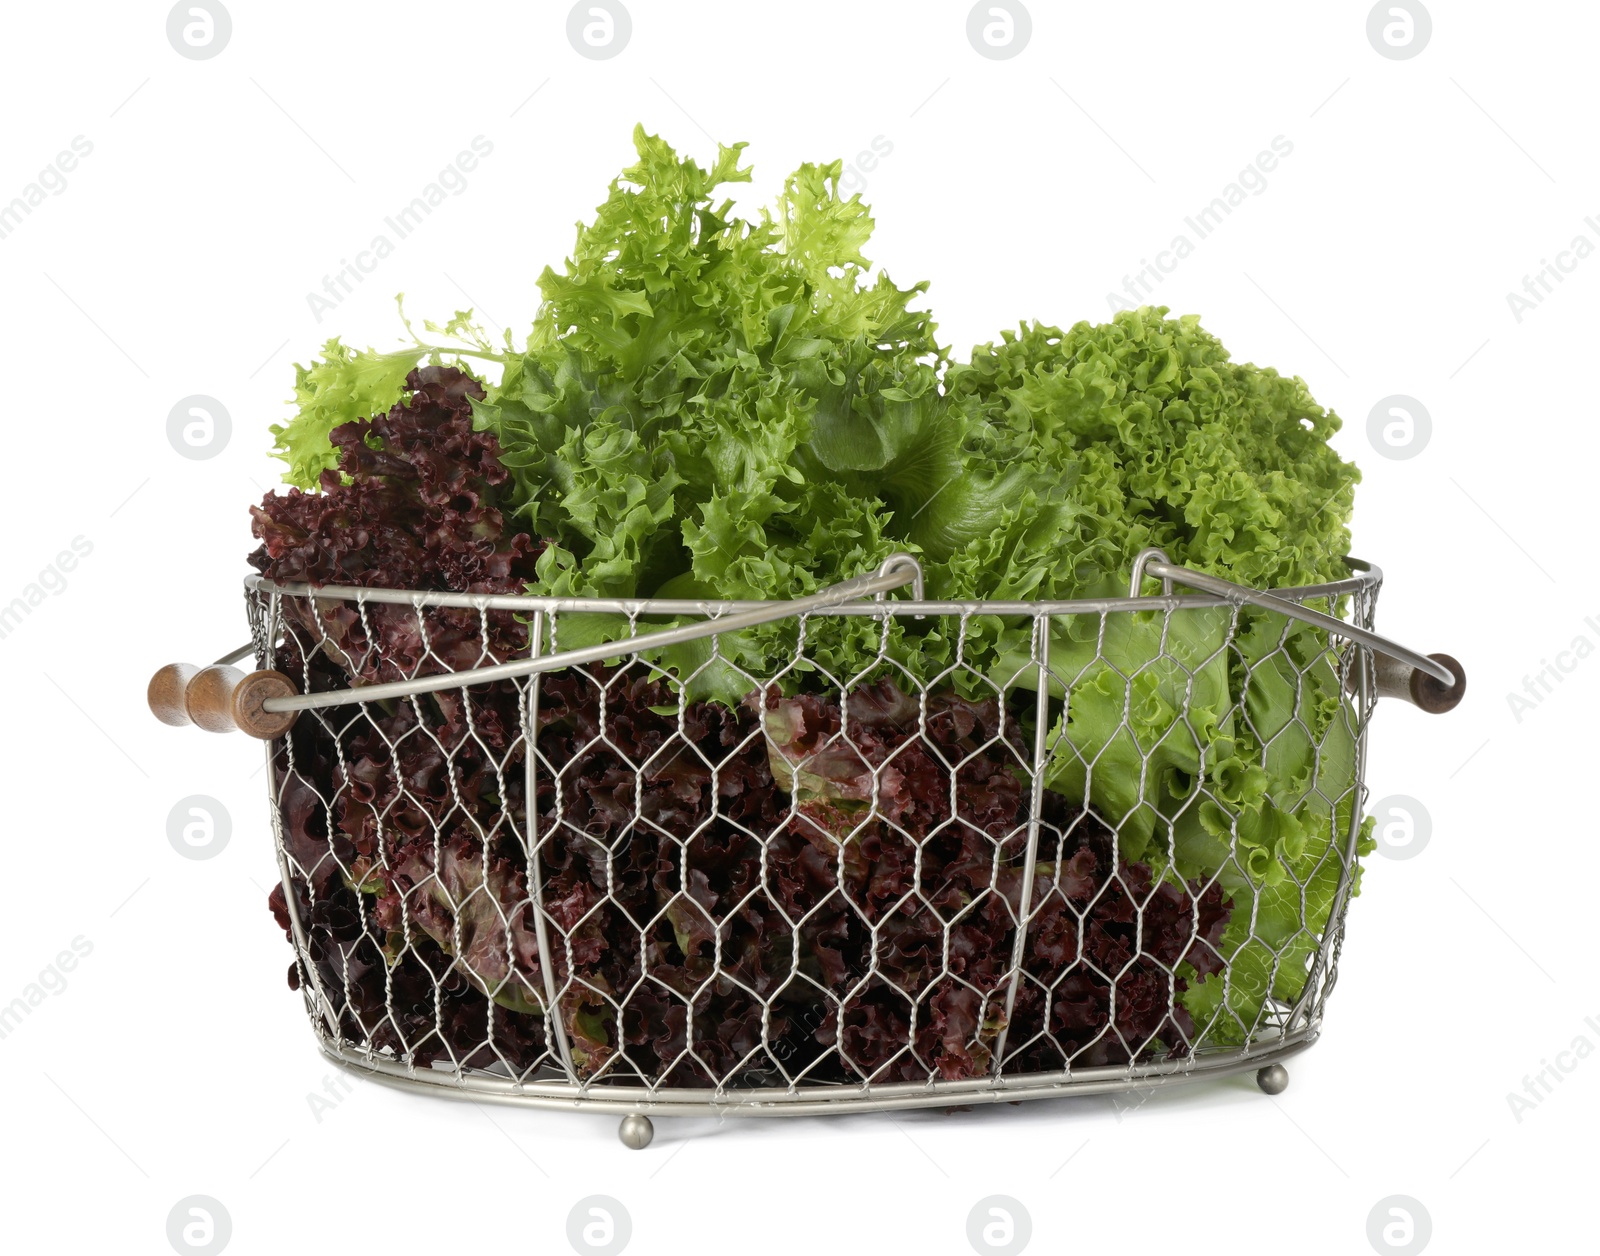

265,128,1377,1057
270,339,425,488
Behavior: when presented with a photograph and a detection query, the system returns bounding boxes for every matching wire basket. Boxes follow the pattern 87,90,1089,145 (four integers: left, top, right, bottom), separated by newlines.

150,550,1463,1147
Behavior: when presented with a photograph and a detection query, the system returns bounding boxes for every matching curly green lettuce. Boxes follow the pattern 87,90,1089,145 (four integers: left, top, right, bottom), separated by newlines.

264,126,1376,1049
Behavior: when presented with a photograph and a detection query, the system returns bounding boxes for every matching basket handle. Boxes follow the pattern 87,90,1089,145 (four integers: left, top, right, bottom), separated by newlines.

146,554,925,739
147,661,298,738
1128,548,1465,713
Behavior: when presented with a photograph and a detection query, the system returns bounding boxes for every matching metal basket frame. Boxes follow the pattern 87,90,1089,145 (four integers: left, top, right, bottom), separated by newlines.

237,552,1449,1137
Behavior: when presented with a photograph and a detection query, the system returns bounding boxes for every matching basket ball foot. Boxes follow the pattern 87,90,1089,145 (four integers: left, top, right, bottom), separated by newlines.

618,1114,654,1150
1256,1063,1289,1095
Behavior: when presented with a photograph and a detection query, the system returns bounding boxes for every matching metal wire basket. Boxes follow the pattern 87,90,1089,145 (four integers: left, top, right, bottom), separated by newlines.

149,549,1463,1148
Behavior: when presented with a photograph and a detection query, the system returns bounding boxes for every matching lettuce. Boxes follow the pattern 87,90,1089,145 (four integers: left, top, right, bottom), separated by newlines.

274,129,1361,703
270,339,425,488
265,126,1376,1053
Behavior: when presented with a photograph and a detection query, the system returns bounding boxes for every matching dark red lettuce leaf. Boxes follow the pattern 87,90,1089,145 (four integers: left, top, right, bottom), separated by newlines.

253,389,1231,1084
249,364,541,683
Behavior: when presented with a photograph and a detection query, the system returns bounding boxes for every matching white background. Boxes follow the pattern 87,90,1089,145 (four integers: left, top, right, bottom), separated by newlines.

0,2,1591,1254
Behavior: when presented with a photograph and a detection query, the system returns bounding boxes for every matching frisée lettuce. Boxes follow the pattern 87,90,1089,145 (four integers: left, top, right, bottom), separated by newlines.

262,125,1373,1050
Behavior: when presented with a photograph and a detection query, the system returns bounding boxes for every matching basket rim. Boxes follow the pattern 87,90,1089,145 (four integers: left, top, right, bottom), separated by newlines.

246,556,1381,617
311,1028,1319,1116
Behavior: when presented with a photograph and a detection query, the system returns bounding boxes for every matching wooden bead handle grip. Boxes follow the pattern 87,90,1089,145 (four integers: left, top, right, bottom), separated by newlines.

148,663,298,739
1373,650,1466,714
1348,651,1467,714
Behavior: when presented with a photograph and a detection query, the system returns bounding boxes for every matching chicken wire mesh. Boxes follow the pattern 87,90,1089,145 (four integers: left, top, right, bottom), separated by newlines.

247,563,1382,1114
